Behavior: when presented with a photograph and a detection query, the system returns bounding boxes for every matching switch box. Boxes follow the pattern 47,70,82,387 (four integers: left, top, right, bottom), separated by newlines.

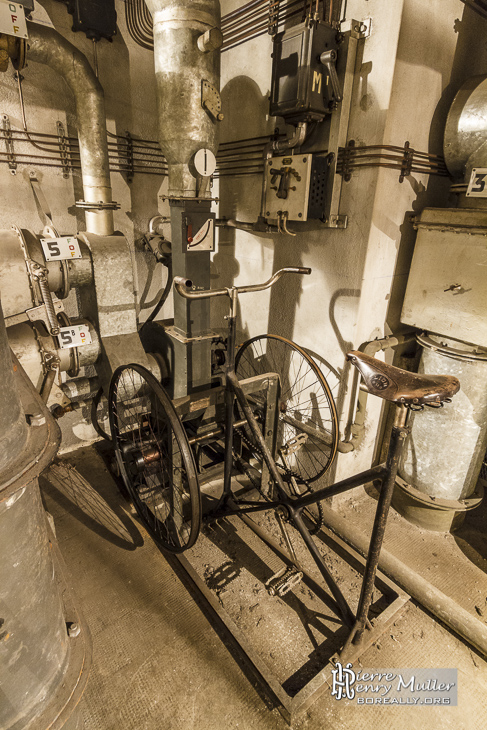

264,153,329,222
54,0,117,41
270,21,341,124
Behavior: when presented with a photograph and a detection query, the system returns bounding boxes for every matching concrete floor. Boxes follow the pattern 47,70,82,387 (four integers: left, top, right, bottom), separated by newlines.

40,446,487,730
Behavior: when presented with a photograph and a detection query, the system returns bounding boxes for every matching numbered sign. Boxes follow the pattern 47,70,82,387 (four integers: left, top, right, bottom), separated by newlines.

466,168,487,197
41,236,82,262
58,325,92,349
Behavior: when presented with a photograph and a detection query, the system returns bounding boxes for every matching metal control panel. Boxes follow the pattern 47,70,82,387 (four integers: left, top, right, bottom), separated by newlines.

264,153,329,222
270,21,341,124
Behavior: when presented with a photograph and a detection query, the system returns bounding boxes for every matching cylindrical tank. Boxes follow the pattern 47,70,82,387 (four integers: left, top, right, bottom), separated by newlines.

145,0,221,196
395,334,487,530
0,482,70,728
0,345,91,728
0,300,28,473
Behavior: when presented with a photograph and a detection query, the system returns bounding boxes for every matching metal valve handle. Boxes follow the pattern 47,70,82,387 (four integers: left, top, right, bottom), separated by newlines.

174,267,311,300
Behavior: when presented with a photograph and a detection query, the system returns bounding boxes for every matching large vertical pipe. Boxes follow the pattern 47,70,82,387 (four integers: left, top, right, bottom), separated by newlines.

26,23,114,235
145,0,221,196
0,299,27,472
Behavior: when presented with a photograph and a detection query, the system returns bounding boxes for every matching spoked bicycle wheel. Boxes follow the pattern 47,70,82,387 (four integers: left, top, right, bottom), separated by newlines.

108,364,201,553
235,334,339,483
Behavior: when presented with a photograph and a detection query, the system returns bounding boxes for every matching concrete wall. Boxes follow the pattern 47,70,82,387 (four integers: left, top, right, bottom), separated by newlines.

0,0,479,466
214,0,466,488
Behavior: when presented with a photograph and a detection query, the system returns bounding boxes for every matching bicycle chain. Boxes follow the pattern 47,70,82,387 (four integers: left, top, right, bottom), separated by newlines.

234,425,324,532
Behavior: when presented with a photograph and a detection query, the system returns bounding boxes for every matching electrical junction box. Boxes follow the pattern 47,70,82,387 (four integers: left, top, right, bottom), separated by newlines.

401,207,487,347
270,21,341,124
264,153,329,222
54,0,117,41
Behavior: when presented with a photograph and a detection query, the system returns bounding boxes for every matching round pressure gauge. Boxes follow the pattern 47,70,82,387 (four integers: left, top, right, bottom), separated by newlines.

194,148,217,177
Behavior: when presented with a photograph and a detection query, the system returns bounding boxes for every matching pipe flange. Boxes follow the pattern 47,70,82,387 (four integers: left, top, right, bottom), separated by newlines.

395,476,483,513
417,332,487,362
75,200,120,211
57,311,80,378
57,259,70,300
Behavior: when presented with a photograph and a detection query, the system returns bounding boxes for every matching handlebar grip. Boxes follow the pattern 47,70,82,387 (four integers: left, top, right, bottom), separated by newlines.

297,267,311,275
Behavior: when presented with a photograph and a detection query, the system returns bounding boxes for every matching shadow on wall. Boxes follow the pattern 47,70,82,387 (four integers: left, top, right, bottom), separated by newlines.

212,74,275,333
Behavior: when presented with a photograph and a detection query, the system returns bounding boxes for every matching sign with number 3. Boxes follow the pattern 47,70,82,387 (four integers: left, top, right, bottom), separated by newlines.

466,168,487,197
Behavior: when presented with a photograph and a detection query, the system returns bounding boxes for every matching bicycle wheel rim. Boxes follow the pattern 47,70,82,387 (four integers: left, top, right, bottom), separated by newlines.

108,363,201,553
235,334,339,482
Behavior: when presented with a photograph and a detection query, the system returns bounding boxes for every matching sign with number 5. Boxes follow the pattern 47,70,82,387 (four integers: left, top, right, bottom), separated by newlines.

58,325,92,349
466,168,487,197
40,236,82,261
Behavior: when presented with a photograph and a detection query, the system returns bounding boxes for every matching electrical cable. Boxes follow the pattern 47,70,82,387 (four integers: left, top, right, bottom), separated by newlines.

140,262,173,331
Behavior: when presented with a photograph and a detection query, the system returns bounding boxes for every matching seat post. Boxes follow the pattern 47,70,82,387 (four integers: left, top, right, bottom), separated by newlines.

343,403,410,653
394,403,408,429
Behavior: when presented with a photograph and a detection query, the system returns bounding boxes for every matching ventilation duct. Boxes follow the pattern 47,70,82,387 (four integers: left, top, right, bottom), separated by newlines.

26,23,114,235
144,0,221,196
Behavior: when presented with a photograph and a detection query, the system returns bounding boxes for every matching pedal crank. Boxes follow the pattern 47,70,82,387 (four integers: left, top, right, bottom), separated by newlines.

265,565,303,597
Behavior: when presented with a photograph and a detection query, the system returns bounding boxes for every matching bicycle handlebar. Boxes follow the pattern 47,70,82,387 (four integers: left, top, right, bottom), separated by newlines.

174,267,311,300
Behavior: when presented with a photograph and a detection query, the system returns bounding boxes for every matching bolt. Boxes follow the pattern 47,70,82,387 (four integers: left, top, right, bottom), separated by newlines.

27,413,46,427
67,622,80,638
217,113,225,121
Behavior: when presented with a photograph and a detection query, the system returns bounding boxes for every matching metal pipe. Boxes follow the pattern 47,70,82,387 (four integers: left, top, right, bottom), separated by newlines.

145,0,222,196
26,23,114,235
215,218,278,234
174,267,311,300
319,506,487,657
340,333,416,452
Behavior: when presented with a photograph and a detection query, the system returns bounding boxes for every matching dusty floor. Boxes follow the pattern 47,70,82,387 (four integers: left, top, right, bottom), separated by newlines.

40,445,487,730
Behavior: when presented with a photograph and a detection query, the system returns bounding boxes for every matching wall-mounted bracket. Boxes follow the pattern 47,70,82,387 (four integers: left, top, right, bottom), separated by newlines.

2,114,16,174
56,121,71,179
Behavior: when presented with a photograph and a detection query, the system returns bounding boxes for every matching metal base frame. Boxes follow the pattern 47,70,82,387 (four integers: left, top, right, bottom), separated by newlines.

174,514,409,725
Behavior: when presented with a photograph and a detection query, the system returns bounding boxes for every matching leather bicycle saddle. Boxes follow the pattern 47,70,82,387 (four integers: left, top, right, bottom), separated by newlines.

347,351,460,406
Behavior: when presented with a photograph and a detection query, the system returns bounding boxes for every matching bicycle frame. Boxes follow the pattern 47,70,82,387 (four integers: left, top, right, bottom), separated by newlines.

174,268,410,652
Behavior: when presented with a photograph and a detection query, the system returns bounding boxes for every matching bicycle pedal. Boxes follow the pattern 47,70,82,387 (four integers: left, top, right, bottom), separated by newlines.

265,566,303,597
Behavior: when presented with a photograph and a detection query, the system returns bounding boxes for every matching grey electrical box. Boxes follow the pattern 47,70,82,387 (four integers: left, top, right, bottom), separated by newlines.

401,207,487,347
264,153,329,222
270,21,341,124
